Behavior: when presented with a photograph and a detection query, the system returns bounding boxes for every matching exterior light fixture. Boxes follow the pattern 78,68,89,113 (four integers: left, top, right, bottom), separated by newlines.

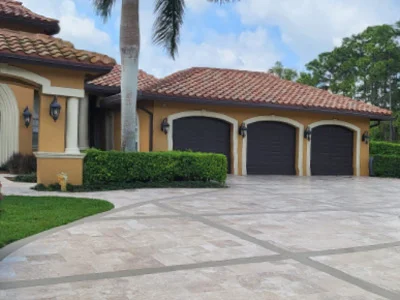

49,96,61,122
304,126,312,141
362,131,370,144
22,106,32,128
161,118,170,134
239,122,247,138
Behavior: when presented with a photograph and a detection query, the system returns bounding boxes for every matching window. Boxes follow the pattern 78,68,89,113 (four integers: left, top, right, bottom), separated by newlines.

32,90,40,151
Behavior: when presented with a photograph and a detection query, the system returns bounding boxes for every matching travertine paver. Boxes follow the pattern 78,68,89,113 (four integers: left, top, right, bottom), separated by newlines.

1,176,400,299
103,203,179,218
315,246,400,293
0,218,273,281
0,260,387,300
207,211,400,252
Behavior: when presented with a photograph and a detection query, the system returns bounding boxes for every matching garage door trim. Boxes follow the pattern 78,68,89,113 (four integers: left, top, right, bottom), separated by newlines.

167,110,238,175
242,116,304,176
306,120,360,176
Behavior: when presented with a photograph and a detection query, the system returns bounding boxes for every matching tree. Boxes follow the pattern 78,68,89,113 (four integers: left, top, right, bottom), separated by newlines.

268,61,298,81
299,23,400,141
93,0,234,152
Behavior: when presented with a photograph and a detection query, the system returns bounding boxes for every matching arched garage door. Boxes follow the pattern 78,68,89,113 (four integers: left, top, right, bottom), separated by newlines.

311,125,354,175
173,117,231,173
247,121,296,175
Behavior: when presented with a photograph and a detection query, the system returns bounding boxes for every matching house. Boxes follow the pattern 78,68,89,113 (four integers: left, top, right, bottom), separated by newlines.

0,0,392,185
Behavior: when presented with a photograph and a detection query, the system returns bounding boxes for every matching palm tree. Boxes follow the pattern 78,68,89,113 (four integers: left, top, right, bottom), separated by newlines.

93,0,233,152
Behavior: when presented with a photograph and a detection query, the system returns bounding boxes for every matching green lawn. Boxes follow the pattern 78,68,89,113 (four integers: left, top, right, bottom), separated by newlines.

0,196,114,248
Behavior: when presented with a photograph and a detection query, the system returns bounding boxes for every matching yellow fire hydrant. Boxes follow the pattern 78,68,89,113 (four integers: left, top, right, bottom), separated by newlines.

57,172,68,192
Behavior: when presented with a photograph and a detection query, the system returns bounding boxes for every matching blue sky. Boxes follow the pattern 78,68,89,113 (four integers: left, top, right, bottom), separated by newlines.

23,0,400,78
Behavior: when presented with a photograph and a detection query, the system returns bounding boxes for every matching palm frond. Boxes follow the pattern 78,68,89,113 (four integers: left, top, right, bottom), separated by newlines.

153,0,185,59
92,0,117,21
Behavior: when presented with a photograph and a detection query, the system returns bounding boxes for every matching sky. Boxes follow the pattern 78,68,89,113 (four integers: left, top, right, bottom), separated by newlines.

22,0,400,78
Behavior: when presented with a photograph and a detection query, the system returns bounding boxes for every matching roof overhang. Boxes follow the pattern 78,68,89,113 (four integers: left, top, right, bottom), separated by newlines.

0,52,114,74
99,92,392,121
0,14,60,35
84,83,120,96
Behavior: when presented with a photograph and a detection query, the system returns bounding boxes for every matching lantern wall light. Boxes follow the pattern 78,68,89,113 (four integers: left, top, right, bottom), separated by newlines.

304,126,312,141
49,96,61,122
239,123,247,138
161,118,170,134
22,106,32,128
362,131,370,144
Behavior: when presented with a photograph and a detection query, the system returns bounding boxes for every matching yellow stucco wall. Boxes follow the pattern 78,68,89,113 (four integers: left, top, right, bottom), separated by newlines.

149,101,370,176
36,157,84,185
38,94,66,153
8,84,34,155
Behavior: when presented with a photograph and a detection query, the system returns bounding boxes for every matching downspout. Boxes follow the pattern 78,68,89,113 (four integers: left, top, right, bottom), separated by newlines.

138,107,153,151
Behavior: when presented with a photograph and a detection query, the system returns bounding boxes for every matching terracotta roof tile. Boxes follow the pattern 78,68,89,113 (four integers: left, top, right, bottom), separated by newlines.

143,67,391,117
0,28,116,68
87,64,158,90
0,0,60,34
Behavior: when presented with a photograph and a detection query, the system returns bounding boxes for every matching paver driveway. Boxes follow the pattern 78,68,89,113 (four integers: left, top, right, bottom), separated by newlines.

1,176,400,299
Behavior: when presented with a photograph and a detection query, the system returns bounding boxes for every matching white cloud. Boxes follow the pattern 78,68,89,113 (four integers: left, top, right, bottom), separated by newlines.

21,0,116,59
236,0,400,64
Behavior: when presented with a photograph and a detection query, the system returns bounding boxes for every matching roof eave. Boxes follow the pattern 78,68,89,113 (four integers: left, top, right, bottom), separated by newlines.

98,92,392,121
0,52,114,73
0,14,60,35
141,92,393,121
85,84,120,96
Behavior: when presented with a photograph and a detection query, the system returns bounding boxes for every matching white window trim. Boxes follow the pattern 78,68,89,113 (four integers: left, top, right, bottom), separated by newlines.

0,64,84,98
0,84,19,165
242,116,304,176
306,120,361,176
167,110,238,175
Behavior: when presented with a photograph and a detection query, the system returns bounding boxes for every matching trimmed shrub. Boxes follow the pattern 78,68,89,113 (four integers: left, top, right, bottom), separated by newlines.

83,149,227,186
14,173,37,183
372,155,400,178
370,141,400,156
5,153,37,174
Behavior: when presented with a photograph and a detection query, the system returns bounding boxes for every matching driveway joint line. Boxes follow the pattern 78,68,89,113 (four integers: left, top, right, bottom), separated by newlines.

0,254,286,290
154,201,400,300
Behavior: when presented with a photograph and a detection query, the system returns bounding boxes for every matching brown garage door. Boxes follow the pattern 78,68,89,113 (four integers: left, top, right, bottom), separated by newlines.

311,125,354,175
247,121,296,175
173,117,231,173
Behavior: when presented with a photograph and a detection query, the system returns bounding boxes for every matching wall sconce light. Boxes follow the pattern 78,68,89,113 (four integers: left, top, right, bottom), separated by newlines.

22,106,32,128
304,126,312,141
239,122,247,138
161,118,170,134
362,131,370,144
49,96,61,122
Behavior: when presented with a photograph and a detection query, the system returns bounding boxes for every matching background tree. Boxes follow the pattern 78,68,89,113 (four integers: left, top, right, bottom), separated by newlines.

268,61,299,81
93,0,234,152
299,23,400,141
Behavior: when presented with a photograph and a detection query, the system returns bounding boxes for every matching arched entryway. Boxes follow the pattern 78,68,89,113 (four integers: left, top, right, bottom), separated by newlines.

0,83,19,165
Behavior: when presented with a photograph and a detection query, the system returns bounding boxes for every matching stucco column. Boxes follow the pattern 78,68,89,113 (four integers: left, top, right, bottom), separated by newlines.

65,97,80,154
78,94,89,150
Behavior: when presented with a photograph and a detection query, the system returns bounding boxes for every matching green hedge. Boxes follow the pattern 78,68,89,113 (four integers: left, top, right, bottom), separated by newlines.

372,155,400,178
83,149,227,186
370,141,400,156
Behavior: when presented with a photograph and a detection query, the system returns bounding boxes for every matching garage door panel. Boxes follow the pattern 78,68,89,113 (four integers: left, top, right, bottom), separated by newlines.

247,122,296,175
173,117,231,173
311,125,353,176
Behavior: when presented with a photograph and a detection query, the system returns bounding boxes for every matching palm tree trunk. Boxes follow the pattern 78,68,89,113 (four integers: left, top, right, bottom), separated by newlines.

120,0,140,152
